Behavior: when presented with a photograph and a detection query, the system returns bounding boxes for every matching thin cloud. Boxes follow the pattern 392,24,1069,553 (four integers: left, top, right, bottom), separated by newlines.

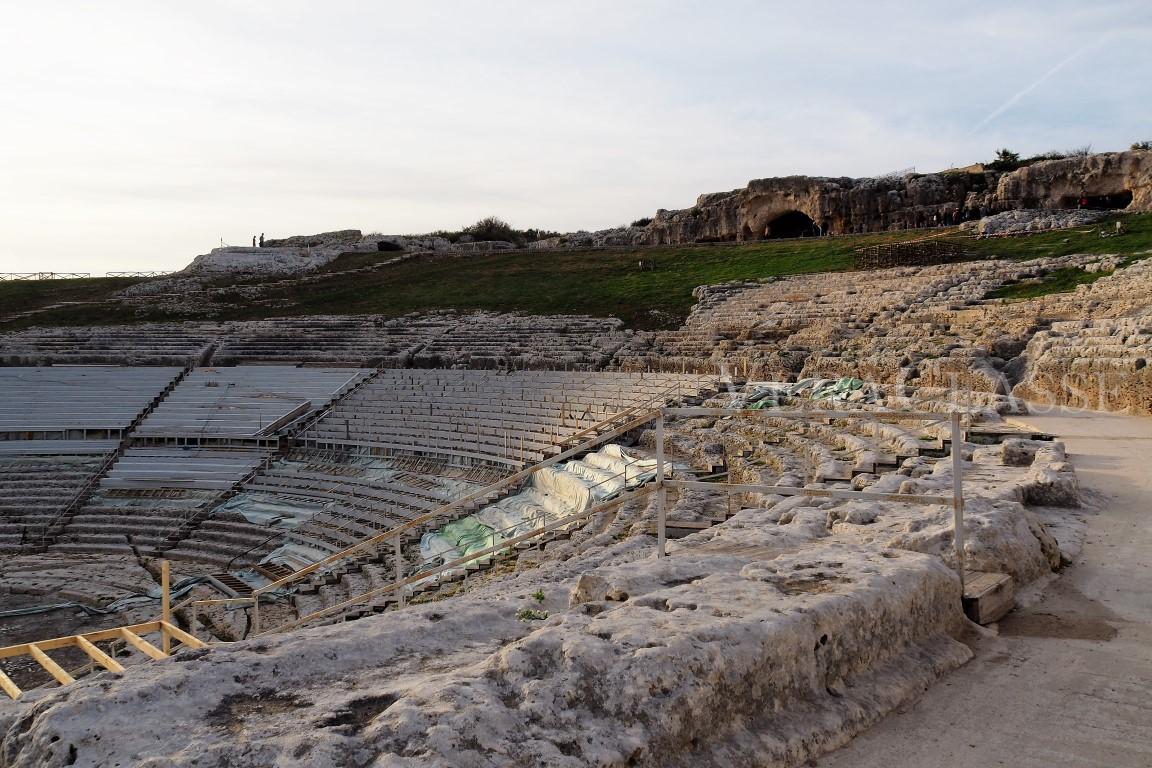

968,40,1102,135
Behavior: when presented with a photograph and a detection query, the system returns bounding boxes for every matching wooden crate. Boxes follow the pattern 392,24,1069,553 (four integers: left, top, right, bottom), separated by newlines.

962,571,1014,624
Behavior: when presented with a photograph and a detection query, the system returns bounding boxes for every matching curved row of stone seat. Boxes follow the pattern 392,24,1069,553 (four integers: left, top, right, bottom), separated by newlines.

0,454,107,551
409,312,640,370
0,323,227,366
156,451,497,570
212,315,459,367
303,370,717,466
1014,313,1152,411
615,254,1102,382
134,366,369,438
50,488,221,557
100,448,269,491
0,312,649,370
0,367,181,437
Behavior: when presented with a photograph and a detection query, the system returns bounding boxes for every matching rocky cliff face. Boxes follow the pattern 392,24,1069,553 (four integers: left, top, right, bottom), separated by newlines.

551,150,1152,247
995,150,1152,210
644,172,992,243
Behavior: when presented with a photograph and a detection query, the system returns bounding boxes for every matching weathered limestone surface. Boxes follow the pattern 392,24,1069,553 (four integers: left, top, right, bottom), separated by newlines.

996,151,1152,211
972,208,1107,236
0,372,1079,767
0,546,971,767
535,150,1150,246
642,173,988,243
262,230,363,248
611,247,1152,416
183,246,346,275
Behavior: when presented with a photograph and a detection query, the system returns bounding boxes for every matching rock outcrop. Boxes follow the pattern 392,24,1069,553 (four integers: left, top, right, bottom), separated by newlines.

262,229,363,248
183,246,346,275
971,208,1107,236
995,151,1152,211
535,150,1152,247
643,172,992,243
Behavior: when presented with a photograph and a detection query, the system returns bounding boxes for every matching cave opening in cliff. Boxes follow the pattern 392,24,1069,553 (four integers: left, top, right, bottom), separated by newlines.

766,211,816,239
1061,190,1133,210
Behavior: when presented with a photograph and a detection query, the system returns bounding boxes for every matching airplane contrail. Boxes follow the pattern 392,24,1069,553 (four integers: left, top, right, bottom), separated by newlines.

967,42,1097,135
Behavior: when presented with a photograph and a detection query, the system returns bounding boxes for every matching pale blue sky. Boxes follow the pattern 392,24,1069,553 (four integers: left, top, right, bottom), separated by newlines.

1,1,1149,273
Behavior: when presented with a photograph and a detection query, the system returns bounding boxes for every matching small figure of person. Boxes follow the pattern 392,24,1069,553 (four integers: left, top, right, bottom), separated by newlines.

259,233,265,248
252,235,256,247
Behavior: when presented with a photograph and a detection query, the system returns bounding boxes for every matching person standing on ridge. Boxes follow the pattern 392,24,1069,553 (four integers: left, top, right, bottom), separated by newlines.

259,233,265,247
252,235,256,247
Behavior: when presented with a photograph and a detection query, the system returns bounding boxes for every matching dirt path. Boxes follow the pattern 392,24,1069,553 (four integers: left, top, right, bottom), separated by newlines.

821,407,1152,768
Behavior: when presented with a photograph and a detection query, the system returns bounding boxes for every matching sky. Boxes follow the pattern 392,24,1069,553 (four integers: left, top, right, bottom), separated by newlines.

1,1,1149,274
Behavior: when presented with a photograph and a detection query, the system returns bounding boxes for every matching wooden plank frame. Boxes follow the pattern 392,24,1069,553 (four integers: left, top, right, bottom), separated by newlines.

0,619,206,701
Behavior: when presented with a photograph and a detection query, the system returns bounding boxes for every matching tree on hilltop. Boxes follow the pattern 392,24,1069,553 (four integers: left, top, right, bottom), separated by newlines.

462,216,518,243
987,148,1022,171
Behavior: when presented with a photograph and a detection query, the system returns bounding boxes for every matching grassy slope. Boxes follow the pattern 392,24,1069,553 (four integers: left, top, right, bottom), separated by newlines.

968,212,1152,262
255,237,875,329
4,214,1150,332
0,277,143,316
986,267,1111,300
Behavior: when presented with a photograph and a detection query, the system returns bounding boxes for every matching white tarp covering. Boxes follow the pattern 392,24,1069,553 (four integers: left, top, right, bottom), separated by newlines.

419,444,656,570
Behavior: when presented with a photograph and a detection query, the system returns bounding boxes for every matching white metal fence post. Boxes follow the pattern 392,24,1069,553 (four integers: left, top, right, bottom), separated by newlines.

950,411,966,595
656,412,667,558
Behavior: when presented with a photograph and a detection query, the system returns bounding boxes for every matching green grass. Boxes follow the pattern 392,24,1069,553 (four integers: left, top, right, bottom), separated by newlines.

209,230,937,330
4,213,1151,332
0,277,144,317
986,266,1111,300
968,212,1152,262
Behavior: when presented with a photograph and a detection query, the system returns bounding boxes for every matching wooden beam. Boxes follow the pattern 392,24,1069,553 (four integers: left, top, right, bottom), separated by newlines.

0,622,154,656
0,643,32,661
75,636,125,674
161,560,171,655
160,622,206,651
0,668,22,701
28,644,75,686
118,628,166,660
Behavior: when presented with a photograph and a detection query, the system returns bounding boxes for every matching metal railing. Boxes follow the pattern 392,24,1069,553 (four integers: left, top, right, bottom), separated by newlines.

0,272,92,281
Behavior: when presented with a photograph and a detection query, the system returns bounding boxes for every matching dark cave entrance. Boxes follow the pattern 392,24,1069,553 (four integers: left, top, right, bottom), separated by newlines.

766,210,816,239
1062,190,1134,210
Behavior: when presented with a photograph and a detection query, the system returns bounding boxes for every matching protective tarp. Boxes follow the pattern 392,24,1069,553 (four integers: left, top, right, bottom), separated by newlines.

729,377,877,409
420,444,656,573
218,492,320,529
439,516,502,556
0,577,208,619
261,541,333,571
419,532,461,567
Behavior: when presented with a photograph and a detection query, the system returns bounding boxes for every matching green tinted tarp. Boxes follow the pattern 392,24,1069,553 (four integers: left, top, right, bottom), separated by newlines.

439,516,502,556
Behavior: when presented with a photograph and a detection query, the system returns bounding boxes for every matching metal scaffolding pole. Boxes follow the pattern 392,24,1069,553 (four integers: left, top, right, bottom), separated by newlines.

950,411,966,594
656,413,666,558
